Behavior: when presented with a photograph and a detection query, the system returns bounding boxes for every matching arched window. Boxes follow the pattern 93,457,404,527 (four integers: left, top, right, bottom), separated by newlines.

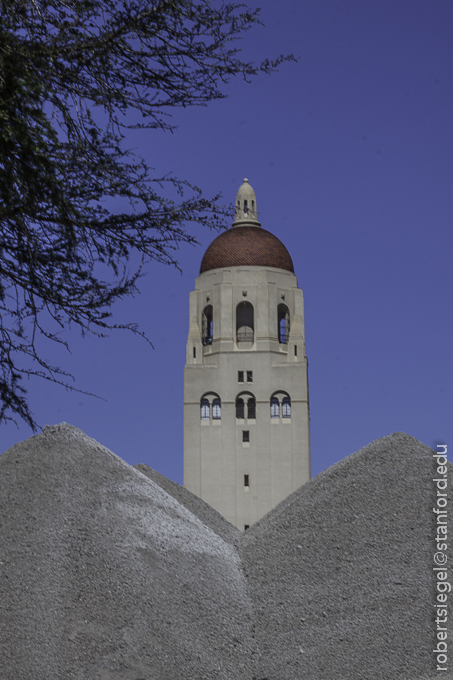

236,391,256,420
270,392,291,419
270,397,279,418
202,305,213,346
278,303,290,344
201,393,221,421
212,398,221,420
282,396,291,418
236,301,254,343
201,398,210,420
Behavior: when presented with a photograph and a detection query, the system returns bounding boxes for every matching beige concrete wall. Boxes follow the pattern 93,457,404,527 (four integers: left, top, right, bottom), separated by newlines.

184,266,310,529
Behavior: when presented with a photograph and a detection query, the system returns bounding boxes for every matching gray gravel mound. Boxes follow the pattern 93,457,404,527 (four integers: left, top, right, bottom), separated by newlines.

2,426,449,680
0,423,257,680
241,432,452,680
135,463,240,547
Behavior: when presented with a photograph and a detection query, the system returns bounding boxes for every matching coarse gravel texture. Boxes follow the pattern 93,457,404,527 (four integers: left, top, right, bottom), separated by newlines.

0,424,257,680
1,426,451,680
240,432,452,680
134,463,240,547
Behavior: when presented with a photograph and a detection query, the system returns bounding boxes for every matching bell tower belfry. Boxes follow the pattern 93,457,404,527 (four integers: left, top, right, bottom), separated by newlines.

183,179,310,530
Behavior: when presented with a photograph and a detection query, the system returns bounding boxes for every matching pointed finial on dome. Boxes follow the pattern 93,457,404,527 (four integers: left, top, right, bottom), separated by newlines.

232,178,261,228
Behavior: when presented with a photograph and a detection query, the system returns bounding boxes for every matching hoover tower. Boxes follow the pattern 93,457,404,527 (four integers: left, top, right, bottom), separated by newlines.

183,179,310,529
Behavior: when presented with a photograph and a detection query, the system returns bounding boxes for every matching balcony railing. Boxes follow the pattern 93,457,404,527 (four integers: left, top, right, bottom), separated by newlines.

236,327,254,343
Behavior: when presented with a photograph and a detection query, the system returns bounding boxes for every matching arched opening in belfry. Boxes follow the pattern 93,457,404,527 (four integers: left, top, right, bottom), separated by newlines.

236,301,254,343
278,303,290,344
202,305,213,345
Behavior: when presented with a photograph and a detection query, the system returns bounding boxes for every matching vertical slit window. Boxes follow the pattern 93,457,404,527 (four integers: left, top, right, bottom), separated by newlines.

247,398,256,419
202,305,213,346
236,398,245,419
278,303,290,344
244,474,250,488
242,430,250,443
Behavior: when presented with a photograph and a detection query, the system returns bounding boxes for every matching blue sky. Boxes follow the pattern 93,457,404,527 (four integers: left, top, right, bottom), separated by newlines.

2,0,452,483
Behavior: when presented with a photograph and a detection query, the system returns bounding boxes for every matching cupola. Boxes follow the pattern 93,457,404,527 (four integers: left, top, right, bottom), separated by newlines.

232,178,261,227
199,178,294,274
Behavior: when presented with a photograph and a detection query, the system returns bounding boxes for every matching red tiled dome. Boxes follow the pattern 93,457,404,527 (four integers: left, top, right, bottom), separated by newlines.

199,226,294,274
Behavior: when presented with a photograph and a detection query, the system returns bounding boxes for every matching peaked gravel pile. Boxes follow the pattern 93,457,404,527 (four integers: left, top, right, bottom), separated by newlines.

0,424,257,680
135,463,240,547
1,426,449,680
241,432,451,680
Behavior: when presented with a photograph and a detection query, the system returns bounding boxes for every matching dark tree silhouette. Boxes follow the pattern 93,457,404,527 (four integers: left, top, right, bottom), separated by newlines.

0,0,293,428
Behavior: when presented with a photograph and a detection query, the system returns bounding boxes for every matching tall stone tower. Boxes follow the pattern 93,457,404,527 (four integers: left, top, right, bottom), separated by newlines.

184,179,310,530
